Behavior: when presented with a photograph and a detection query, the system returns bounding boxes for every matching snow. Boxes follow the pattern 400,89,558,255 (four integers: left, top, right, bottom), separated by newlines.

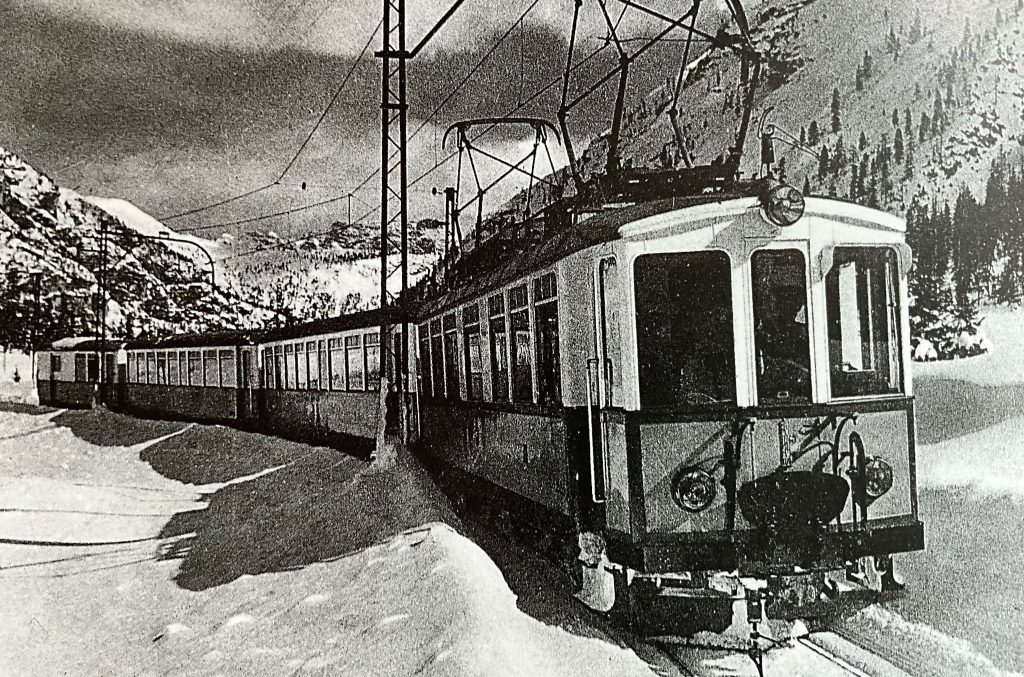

86,196,226,261
0,406,657,677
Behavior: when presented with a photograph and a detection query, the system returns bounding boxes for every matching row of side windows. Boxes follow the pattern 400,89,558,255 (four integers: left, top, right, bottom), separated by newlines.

261,332,381,392
126,349,237,388
418,272,561,405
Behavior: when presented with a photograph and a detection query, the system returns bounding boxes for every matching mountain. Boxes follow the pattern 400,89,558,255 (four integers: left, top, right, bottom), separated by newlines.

85,196,228,261
0,146,281,351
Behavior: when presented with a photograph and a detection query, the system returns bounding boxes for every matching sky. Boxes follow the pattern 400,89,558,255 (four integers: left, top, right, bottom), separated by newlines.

1,0,728,242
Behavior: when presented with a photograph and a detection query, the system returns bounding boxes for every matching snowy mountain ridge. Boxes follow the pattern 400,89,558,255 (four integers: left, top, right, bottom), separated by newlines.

0,146,281,350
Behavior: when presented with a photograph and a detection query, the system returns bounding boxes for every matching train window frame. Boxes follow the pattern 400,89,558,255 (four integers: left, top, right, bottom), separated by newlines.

327,338,343,390
168,350,179,386
345,334,364,391
442,313,460,400
127,353,136,383
533,272,561,406
146,352,157,385
318,340,329,391
488,293,510,402
508,283,533,403
179,352,187,386
220,349,237,388
203,349,219,388
463,303,483,401
157,352,167,385
295,342,308,390
429,319,445,398
365,332,381,392
188,351,202,386
825,246,904,399
418,322,433,399
750,248,813,405
263,348,275,389
634,250,738,410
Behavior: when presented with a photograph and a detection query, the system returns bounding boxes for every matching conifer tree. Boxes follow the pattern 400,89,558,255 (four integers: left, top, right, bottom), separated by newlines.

808,120,820,146
892,108,900,129
818,146,831,179
831,88,842,132
800,126,807,146
859,131,868,151
919,112,930,142
894,127,905,164
803,175,811,195
856,65,865,92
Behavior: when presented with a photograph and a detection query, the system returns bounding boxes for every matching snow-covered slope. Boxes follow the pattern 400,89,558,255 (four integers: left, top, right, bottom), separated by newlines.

85,196,227,261
0,146,280,349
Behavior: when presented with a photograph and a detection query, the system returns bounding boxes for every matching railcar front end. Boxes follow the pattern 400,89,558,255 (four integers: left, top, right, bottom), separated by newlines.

572,196,923,636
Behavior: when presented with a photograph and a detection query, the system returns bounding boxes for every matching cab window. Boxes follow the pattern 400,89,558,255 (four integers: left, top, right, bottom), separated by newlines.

751,249,811,403
634,252,735,408
826,247,903,397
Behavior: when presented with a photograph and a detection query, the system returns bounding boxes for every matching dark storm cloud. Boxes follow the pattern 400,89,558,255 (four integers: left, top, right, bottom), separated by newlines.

1,0,694,230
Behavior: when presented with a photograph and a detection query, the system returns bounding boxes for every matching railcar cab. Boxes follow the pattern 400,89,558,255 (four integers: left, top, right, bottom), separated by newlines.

571,193,923,626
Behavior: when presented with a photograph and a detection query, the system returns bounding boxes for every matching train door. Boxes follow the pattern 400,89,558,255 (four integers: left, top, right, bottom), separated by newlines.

580,256,622,533
238,348,256,427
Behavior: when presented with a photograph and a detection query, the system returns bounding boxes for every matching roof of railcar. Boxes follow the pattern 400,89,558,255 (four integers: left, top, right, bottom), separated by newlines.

412,193,905,318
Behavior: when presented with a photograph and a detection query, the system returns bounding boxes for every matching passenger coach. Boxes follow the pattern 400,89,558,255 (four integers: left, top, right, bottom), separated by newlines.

412,184,924,633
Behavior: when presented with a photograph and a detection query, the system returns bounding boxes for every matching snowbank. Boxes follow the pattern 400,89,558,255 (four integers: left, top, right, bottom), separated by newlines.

0,407,657,677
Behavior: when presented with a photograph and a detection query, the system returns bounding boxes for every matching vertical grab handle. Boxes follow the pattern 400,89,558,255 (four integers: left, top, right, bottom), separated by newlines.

585,358,607,503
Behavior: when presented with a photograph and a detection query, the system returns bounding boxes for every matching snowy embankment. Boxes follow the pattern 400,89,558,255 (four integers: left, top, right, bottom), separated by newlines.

0,350,36,405
0,406,655,677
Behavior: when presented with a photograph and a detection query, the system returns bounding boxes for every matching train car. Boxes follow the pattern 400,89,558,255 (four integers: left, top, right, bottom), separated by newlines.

122,331,259,425
254,308,406,455
37,337,124,408
412,180,924,636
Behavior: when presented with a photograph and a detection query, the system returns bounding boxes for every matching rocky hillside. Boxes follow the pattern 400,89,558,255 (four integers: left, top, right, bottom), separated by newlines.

598,0,1024,210
0,147,281,351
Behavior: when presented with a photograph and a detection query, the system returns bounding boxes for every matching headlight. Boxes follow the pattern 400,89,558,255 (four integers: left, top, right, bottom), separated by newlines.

763,183,806,227
671,468,717,513
863,456,894,499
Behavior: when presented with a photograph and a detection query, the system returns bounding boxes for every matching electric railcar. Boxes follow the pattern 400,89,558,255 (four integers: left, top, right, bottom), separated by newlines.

412,184,924,634
35,183,924,636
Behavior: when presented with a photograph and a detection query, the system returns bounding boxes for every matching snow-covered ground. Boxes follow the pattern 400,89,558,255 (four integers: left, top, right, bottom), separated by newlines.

0,406,658,677
0,350,36,405
843,306,1024,676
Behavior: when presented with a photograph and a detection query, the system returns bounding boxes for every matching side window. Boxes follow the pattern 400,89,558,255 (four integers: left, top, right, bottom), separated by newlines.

168,351,179,385
443,313,459,400
509,285,532,403
751,249,812,403
295,342,307,390
329,339,344,390
534,273,561,405
283,344,294,389
127,353,136,383
264,348,275,389
188,351,202,386
365,333,381,391
179,353,187,385
346,335,364,391
75,354,87,382
147,352,157,385
430,320,444,398
203,349,219,387
463,303,483,401
273,346,285,390
488,295,509,401
87,353,100,383
220,350,236,388
418,323,433,398
157,352,167,385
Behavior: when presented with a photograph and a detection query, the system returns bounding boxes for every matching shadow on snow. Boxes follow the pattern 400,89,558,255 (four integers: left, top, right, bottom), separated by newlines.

914,377,1024,445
